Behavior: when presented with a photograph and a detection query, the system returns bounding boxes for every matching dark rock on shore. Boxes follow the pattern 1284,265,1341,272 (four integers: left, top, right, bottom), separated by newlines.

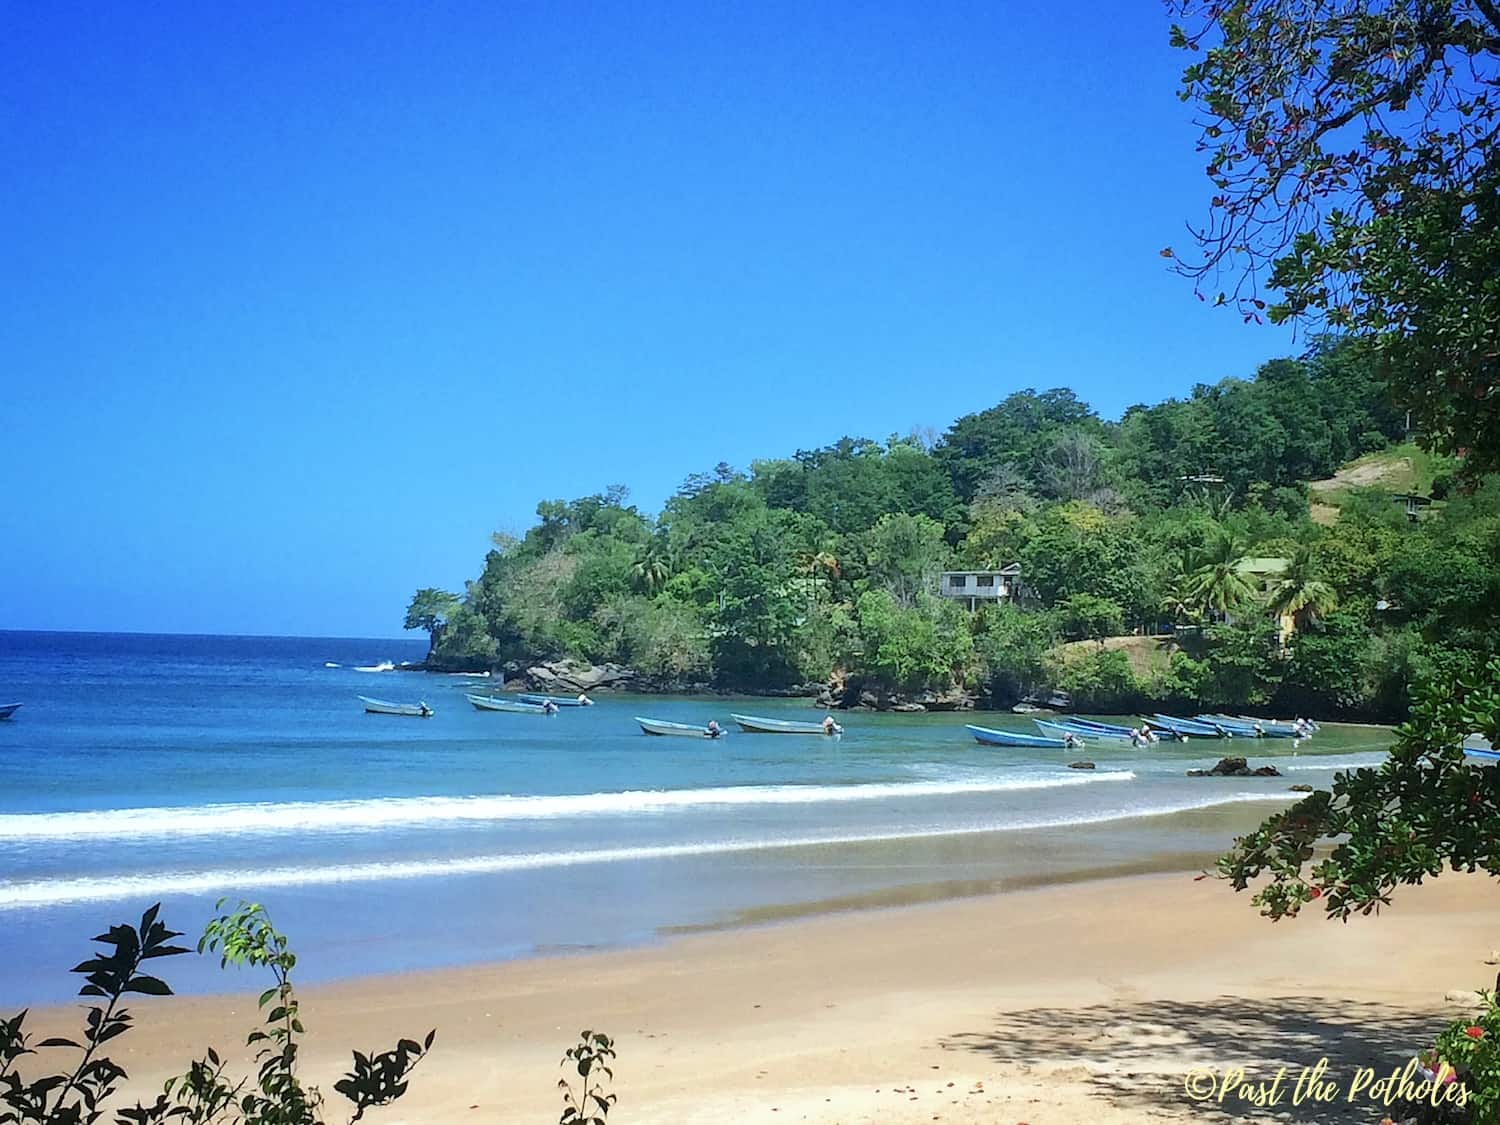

1289,783,1314,792
1067,760,1096,770
816,671,975,712
509,659,639,695
1187,756,1282,778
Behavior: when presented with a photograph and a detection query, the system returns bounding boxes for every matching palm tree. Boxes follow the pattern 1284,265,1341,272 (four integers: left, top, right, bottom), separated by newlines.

1158,573,1194,628
1185,531,1256,622
630,540,671,596
1267,546,1338,631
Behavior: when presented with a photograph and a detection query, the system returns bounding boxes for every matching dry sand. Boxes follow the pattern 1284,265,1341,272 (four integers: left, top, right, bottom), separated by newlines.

22,871,1500,1123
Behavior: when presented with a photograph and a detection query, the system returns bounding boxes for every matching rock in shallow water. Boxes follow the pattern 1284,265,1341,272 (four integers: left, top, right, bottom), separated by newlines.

1186,756,1282,778
1067,760,1096,770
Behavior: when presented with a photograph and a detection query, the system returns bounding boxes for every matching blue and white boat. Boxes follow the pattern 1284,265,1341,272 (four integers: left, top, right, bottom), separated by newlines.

1464,734,1497,761
466,694,550,714
1194,715,1301,739
1058,716,1140,736
0,703,20,720
518,693,593,707
1147,714,1232,738
1034,718,1146,745
732,714,843,735
637,716,724,738
360,696,433,717
967,724,1082,749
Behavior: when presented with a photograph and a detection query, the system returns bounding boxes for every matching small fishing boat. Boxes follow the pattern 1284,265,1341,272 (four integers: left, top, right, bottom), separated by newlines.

518,693,592,707
967,724,1081,749
1194,715,1301,739
1146,714,1232,738
1230,714,1315,736
732,713,843,735
1058,716,1142,736
466,694,550,713
354,661,396,673
1034,718,1148,745
1211,714,1309,738
359,696,432,717
0,703,21,720
636,717,724,738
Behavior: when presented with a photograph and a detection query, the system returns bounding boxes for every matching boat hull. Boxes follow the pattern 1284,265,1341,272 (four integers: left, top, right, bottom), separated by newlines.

0,703,20,720
731,713,842,735
518,694,591,707
1033,718,1145,744
967,724,1075,749
466,694,548,713
1194,715,1301,738
359,696,432,717
636,717,723,738
1147,714,1231,738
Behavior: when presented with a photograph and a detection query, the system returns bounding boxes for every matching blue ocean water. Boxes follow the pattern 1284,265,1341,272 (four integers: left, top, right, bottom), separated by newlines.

0,631,1392,1004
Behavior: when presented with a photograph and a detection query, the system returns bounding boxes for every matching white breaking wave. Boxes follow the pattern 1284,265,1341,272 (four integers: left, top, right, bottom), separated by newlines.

1282,752,1389,772
353,661,395,672
0,773,1137,842
0,792,1289,909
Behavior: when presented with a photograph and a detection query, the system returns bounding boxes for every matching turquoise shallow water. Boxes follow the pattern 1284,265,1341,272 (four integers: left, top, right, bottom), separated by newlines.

0,631,1393,1003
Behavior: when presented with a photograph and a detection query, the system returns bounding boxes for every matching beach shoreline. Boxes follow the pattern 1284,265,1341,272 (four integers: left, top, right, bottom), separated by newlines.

20,868,1496,1123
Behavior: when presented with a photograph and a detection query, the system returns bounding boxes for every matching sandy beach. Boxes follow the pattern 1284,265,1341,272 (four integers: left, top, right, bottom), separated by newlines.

21,869,1498,1124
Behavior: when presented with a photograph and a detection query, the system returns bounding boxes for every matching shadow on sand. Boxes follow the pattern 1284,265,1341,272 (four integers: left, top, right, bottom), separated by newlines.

944,995,1459,1123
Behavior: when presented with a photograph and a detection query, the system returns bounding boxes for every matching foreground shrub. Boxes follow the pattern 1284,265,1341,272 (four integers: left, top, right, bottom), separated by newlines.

0,901,432,1125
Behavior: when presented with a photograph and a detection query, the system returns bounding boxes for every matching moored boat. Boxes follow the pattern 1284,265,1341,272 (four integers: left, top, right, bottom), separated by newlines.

1034,718,1150,745
518,693,593,707
636,717,724,738
466,694,549,713
1146,714,1232,738
967,724,1082,749
359,696,432,717
0,703,21,720
732,713,843,735
1058,716,1142,736
1194,715,1301,738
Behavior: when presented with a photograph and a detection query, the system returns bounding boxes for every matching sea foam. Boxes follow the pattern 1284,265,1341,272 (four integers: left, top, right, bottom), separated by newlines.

0,773,1136,842
0,791,1289,909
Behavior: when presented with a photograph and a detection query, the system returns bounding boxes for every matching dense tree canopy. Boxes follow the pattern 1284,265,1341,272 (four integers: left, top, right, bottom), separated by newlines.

411,340,1496,713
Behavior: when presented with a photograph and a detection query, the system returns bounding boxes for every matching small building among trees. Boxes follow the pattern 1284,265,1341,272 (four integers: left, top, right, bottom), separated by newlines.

938,564,1021,611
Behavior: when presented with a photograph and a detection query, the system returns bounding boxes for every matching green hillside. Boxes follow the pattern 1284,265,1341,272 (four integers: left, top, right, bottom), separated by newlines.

410,339,1500,720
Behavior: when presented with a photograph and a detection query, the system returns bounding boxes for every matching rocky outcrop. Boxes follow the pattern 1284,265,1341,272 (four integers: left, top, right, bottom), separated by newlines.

1068,760,1096,770
1289,783,1314,792
816,671,976,712
1187,756,1282,778
507,659,640,695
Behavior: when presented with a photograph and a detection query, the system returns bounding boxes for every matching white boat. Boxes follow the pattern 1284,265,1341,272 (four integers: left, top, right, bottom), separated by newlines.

354,661,396,673
0,703,21,721
519,693,592,707
466,694,550,714
359,696,432,717
731,713,842,735
637,717,724,738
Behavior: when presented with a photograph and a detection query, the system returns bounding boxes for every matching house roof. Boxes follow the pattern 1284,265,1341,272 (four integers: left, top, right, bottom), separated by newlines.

941,564,1021,577
1236,557,1290,575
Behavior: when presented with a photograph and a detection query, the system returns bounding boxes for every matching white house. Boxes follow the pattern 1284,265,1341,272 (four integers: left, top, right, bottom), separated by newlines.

938,564,1022,611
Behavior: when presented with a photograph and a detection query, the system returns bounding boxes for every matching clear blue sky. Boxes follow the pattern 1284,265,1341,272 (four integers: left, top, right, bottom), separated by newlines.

1,1,1291,638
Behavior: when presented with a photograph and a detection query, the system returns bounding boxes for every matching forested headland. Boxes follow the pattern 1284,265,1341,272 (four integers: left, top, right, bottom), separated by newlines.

407,338,1500,718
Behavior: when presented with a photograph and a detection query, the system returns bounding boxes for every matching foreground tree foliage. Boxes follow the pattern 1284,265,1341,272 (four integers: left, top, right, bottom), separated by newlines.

0,902,433,1125
1167,0,1500,476
1218,658,1500,919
